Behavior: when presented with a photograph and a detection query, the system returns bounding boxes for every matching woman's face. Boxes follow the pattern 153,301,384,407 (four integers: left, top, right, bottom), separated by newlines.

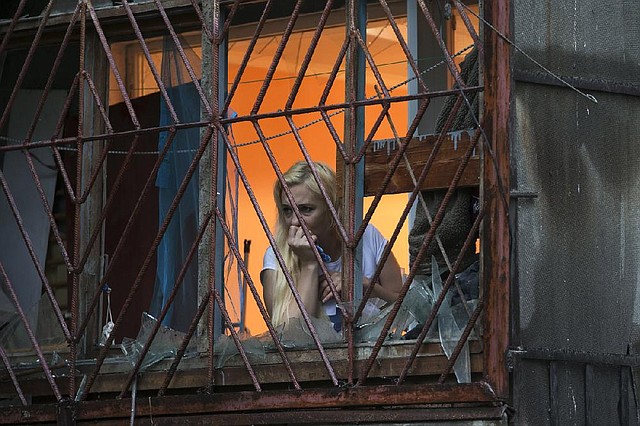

280,183,332,243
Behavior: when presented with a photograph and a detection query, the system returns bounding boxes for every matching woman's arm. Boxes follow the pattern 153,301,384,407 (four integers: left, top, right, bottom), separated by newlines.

319,252,403,304
262,264,322,320
366,252,403,303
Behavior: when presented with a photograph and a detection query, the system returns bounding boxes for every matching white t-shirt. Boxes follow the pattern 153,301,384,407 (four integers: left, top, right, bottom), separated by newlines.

261,224,388,316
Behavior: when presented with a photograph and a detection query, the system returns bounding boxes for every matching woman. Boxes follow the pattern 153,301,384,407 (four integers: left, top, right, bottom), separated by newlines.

260,161,403,331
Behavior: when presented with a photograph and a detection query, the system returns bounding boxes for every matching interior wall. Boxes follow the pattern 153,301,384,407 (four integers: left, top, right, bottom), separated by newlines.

227,20,410,334
109,10,483,335
110,19,410,335
0,89,66,348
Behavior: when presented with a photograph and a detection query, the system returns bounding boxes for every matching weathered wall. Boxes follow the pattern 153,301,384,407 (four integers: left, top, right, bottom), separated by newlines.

511,0,640,423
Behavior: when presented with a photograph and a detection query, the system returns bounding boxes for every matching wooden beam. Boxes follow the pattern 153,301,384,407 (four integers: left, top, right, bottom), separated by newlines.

1,382,500,425
482,0,512,400
5,339,484,397
360,130,479,197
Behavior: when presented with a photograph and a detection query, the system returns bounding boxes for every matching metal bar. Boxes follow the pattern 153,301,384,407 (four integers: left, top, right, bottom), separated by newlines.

222,0,274,115
250,0,303,115
351,93,467,248
438,300,484,383
73,135,140,273
240,239,250,332
352,100,391,165
0,86,483,154
16,150,71,316
398,205,485,385
0,0,28,59
158,289,211,396
0,345,28,406
353,94,467,320
77,127,215,401
251,120,339,386
121,0,180,124
358,127,481,385
482,0,512,399
78,24,110,361
184,406,506,424
0,0,55,134
73,72,113,204
72,406,510,424
22,4,82,145
0,169,72,339
416,0,466,89
49,73,81,209
284,0,335,110
0,262,62,401
211,271,262,392
119,384,497,415
211,182,301,389
344,0,367,385
285,116,349,286
453,0,483,57
352,94,451,321
152,0,212,117
208,0,227,379
3,383,499,424
117,212,214,398
378,0,428,94
189,0,215,43
371,85,476,321
319,109,349,163
62,9,105,361
69,1,87,397
318,36,348,108
217,0,240,45
73,129,178,340
217,126,312,388
351,27,390,99
317,36,350,163
85,1,141,130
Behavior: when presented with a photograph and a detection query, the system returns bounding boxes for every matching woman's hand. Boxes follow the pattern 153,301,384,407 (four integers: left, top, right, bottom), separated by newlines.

287,225,317,263
320,275,375,303
320,271,342,303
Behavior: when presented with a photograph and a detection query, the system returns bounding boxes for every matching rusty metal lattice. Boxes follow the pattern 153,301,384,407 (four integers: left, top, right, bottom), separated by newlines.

0,0,510,422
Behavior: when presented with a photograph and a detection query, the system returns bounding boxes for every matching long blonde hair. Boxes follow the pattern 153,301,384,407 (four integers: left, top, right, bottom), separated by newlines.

269,161,339,327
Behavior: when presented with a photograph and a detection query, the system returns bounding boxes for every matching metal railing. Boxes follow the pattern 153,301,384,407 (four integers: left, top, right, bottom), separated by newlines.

0,0,511,422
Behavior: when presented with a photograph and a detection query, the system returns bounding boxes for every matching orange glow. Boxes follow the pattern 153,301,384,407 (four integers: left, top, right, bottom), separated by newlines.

228,21,409,335
110,14,481,336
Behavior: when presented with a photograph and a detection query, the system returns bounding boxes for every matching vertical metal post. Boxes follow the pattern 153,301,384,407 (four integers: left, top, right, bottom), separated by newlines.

199,0,213,355
344,0,366,383
79,28,108,359
482,0,511,399
200,0,227,361
214,3,229,341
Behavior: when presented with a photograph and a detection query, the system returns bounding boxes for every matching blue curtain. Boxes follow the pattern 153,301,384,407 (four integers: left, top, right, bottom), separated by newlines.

149,37,201,332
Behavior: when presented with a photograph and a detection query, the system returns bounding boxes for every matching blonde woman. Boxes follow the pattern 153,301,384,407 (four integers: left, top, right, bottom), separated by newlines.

260,161,403,331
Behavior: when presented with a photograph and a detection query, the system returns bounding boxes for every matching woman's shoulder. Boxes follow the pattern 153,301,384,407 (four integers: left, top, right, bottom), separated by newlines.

362,224,387,256
262,245,277,270
363,223,384,241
